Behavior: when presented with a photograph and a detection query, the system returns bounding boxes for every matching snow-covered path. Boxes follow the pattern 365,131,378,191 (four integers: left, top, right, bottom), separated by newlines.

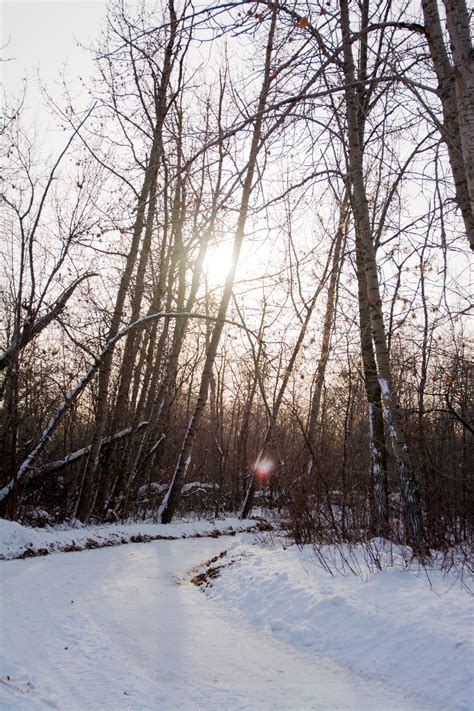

1,536,425,710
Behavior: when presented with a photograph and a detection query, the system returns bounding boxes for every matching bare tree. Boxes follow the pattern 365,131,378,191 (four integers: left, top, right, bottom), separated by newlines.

158,7,279,523
75,0,186,521
0,100,99,515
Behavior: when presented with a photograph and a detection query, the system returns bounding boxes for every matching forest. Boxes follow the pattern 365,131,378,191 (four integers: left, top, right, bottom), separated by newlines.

1,0,472,557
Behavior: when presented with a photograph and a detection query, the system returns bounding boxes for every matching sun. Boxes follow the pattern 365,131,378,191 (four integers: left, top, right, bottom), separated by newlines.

203,241,235,286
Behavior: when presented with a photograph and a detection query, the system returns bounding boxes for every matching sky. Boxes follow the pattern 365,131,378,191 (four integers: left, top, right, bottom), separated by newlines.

2,1,107,113
1,0,470,313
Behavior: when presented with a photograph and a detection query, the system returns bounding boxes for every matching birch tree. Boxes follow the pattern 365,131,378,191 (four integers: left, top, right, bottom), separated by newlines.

421,0,474,250
339,0,426,550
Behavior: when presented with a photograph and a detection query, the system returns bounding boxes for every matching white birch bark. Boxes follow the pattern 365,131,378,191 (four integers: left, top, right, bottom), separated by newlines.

340,0,426,551
421,0,474,249
442,0,474,229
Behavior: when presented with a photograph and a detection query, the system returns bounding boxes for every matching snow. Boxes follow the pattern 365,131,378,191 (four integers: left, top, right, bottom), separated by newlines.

0,482,13,504
137,482,168,498
0,519,472,710
379,377,391,398
0,517,259,560
181,481,217,493
203,539,474,711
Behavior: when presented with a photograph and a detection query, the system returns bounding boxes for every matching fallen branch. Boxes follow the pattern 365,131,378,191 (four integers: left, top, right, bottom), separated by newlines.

26,421,149,481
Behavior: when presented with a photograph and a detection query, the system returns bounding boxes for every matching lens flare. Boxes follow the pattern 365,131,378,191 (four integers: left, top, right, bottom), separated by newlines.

254,457,275,481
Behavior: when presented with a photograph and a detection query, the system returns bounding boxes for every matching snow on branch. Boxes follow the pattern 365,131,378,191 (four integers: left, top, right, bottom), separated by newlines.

25,421,149,482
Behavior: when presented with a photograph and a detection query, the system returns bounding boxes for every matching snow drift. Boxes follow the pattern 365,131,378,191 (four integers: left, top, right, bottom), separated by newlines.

198,539,474,711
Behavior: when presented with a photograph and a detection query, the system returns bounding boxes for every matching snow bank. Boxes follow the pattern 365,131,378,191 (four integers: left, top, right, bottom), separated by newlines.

0,517,266,560
202,540,474,711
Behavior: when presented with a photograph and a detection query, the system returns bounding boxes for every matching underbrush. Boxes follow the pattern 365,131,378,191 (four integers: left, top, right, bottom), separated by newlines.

279,496,474,592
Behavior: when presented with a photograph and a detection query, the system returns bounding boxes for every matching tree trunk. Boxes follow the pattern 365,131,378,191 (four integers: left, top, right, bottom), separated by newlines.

239,207,342,519
159,9,277,524
421,0,474,249
74,145,158,521
340,0,426,551
75,1,179,521
356,234,389,537
442,0,474,233
306,196,347,471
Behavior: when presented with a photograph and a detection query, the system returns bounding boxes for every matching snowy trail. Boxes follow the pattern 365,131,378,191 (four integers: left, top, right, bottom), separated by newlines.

1,536,426,710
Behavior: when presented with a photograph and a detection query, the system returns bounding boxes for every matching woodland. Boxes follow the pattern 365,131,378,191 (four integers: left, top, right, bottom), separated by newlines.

1,0,472,556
